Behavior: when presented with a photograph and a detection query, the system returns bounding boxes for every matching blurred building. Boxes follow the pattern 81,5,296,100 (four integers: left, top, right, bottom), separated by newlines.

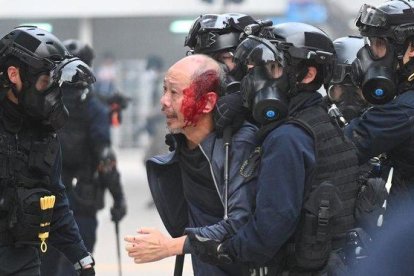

0,0,384,147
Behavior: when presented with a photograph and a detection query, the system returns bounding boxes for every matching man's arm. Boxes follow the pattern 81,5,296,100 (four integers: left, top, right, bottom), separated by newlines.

344,104,413,164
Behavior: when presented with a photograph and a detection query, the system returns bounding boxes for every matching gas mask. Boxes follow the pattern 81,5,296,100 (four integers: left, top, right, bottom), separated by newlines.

18,57,95,130
234,36,290,126
328,84,370,122
351,37,397,105
241,65,289,126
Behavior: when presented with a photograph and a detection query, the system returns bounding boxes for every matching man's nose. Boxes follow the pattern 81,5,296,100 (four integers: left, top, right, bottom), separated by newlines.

160,93,170,108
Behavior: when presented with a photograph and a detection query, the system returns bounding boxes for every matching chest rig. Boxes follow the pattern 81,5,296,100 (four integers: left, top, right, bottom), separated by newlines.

284,103,360,272
0,110,59,245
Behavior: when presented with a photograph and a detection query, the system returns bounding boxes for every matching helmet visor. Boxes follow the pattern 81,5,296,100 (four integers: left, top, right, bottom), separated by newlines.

234,36,282,68
199,14,230,30
331,63,353,85
357,4,388,27
52,57,96,87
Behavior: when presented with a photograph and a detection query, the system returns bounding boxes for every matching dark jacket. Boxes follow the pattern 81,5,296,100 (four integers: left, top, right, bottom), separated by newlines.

224,91,359,273
345,89,414,207
59,86,110,214
146,122,257,275
224,93,319,265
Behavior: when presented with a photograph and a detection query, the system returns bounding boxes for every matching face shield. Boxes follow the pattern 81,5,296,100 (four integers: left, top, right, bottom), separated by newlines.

20,57,95,130
185,14,232,49
356,4,389,28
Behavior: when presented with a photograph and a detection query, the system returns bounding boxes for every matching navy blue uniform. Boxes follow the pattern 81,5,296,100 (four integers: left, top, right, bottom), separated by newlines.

345,90,414,203
59,87,110,252
224,94,318,265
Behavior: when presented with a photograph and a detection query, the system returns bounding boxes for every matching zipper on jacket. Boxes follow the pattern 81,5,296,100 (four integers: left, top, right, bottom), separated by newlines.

198,144,225,209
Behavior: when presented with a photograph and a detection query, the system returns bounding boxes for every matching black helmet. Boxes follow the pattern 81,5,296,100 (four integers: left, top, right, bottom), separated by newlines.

0,26,69,71
259,22,336,92
184,13,257,54
355,0,414,46
332,36,365,85
63,39,95,66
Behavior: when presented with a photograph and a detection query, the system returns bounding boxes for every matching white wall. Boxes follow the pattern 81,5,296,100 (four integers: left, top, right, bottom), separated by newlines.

0,0,287,18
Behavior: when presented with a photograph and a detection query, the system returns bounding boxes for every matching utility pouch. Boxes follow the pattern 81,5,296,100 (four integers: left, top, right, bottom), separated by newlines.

28,138,59,176
12,187,53,244
292,181,343,270
354,177,387,237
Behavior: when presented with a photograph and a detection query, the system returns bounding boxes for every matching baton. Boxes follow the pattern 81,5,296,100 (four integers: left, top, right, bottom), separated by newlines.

115,221,123,276
174,255,184,276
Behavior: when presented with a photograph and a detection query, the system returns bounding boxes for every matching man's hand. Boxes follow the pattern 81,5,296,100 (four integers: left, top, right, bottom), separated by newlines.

187,233,233,265
111,198,127,222
124,227,185,263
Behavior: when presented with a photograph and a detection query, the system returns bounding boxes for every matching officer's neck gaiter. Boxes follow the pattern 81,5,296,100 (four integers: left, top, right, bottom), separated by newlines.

1,98,24,133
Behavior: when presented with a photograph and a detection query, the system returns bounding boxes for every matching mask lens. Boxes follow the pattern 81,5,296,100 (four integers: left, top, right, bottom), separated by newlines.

367,37,388,59
328,85,344,103
34,72,54,92
211,51,234,64
332,64,352,84
264,61,283,79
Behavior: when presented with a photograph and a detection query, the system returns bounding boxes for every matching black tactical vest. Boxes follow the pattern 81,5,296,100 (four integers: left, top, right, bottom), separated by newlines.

284,102,360,272
0,108,60,244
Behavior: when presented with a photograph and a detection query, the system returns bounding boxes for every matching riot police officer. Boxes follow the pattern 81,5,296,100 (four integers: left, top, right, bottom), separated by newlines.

189,22,360,275
328,36,370,124
0,26,95,275
184,13,259,81
60,39,127,252
345,0,414,212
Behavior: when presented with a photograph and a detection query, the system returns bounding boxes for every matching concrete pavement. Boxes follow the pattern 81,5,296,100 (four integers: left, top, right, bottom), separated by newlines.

93,147,193,276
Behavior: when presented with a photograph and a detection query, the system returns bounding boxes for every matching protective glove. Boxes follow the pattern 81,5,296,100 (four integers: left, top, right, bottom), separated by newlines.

79,267,95,276
213,90,247,136
187,233,233,265
111,198,127,222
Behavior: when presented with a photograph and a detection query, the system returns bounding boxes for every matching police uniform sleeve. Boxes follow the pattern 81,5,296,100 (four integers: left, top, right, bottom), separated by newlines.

87,95,111,145
223,124,316,264
48,148,90,264
184,127,257,242
344,102,414,164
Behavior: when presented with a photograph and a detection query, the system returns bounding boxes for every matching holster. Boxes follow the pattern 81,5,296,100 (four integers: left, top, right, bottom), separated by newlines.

287,181,343,271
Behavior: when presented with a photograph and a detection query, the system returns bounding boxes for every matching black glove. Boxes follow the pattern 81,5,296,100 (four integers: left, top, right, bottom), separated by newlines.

213,90,247,136
187,233,233,265
111,198,127,222
79,267,95,276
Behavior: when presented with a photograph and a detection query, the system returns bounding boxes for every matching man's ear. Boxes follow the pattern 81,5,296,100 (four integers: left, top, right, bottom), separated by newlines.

301,66,317,84
202,92,218,113
7,66,20,84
